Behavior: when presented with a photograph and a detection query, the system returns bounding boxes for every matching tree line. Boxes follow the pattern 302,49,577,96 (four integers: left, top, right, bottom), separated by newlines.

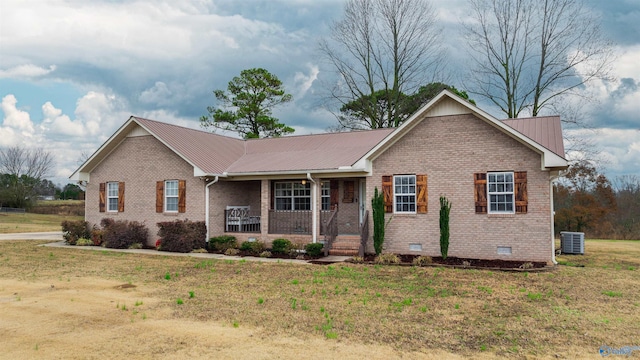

0,146,83,210
554,162,640,240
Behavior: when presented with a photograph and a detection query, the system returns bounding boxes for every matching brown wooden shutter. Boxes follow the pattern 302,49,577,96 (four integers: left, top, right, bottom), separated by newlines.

118,182,125,212
514,171,528,213
178,180,186,213
330,180,339,210
416,174,428,213
99,182,106,213
474,173,487,214
156,181,164,213
343,180,354,203
382,175,393,213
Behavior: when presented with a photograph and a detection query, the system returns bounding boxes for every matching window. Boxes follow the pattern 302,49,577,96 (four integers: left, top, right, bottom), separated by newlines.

321,182,330,211
394,175,416,213
488,172,514,213
165,180,179,212
275,182,311,210
107,182,119,212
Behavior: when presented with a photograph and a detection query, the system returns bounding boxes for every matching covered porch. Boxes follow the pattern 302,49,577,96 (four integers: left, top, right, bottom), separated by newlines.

213,177,369,255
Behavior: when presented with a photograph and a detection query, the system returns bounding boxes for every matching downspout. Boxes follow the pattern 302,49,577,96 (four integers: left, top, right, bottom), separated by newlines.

550,172,558,265
307,173,317,243
205,176,219,242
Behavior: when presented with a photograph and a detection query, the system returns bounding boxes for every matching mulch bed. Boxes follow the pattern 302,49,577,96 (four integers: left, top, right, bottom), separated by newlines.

359,254,549,271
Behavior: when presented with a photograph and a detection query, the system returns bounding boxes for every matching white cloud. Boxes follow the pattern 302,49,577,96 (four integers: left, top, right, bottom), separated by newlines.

42,102,85,137
292,64,320,98
0,64,56,79
139,81,173,106
1,94,35,134
566,128,640,177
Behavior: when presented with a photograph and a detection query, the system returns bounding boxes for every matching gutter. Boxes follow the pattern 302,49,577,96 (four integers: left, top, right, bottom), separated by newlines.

550,172,559,265
307,173,317,243
205,176,219,242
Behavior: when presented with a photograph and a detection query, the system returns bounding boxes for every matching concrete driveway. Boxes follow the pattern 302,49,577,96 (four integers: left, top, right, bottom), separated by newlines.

0,232,64,241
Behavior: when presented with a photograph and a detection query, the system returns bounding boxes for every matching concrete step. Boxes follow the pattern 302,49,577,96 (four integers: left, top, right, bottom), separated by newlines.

328,248,359,256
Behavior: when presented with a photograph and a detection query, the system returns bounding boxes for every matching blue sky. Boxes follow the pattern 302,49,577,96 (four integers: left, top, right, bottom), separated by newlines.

1,0,639,186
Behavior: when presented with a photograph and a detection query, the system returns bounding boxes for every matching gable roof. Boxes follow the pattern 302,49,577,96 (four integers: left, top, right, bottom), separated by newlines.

359,90,568,170
71,90,567,182
501,116,565,158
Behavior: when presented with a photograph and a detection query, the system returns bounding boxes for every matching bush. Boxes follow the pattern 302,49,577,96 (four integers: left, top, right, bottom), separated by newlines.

271,238,293,254
305,243,324,258
372,187,386,255
102,220,149,249
208,235,237,252
240,240,264,255
375,253,400,265
157,219,207,253
90,225,103,246
76,238,93,246
259,251,272,258
225,248,240,256
61,220,91,245
412,256,433,267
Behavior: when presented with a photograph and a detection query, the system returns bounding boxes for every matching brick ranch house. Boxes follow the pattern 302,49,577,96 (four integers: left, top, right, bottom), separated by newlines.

70,90,568,264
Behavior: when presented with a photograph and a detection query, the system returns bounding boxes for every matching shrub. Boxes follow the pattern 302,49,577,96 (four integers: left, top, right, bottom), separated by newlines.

372,187,385,255
225,248,240,256
61,220,90,245
157,219,207,253
375,253,400,265
102,220,149,249
259,251,272,258
271,238,293,254
412,256,433,267
90,225,103,246
305,243,324,258
351,256,364,264
439,196,451,259
76,238,93,246
240,241,264,255
208,235,237,252
128,243,143,249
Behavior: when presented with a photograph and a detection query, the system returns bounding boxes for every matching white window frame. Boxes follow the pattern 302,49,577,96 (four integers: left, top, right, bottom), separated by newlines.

487,172,515,214
321,181,330,211
164,180,179,213
107,182,119,212
393,175,416,214
274,181,311,211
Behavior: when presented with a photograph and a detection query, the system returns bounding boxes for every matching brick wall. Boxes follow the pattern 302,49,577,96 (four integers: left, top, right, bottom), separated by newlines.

86,135,206,245
367,114,554,263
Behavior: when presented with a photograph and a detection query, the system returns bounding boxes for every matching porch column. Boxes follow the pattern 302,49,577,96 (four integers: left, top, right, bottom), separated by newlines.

261,179,270,240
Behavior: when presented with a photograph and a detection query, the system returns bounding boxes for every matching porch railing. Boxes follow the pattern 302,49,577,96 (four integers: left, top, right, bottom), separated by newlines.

359,210,369,257
268,210,312,234
323,209,338,256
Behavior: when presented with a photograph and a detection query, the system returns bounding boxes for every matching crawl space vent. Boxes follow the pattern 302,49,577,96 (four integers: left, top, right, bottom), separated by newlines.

409,244,422,251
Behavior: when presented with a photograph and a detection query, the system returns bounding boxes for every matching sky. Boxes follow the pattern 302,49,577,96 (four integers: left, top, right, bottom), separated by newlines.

1,0,639,187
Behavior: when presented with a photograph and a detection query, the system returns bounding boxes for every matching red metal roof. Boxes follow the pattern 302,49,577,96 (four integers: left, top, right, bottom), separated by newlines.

502,116,566,158
227,129,395,173
133,117,245,174
132,114,563,176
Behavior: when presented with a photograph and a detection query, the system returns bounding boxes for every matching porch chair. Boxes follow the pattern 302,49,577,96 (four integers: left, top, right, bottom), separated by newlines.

225,206,250,232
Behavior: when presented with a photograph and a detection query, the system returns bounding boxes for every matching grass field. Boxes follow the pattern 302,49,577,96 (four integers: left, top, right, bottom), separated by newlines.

0,212,83,233
0,239,638,359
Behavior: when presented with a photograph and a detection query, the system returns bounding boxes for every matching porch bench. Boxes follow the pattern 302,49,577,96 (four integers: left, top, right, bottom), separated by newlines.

225,206,260,233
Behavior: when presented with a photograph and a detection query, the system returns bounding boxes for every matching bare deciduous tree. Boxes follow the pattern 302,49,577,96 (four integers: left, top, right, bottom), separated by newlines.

0,146,54,208
0,146,54,180
463,0,615,119
319,0,446,130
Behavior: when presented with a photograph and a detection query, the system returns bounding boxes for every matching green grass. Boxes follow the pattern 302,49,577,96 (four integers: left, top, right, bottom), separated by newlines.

0,212,83,234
